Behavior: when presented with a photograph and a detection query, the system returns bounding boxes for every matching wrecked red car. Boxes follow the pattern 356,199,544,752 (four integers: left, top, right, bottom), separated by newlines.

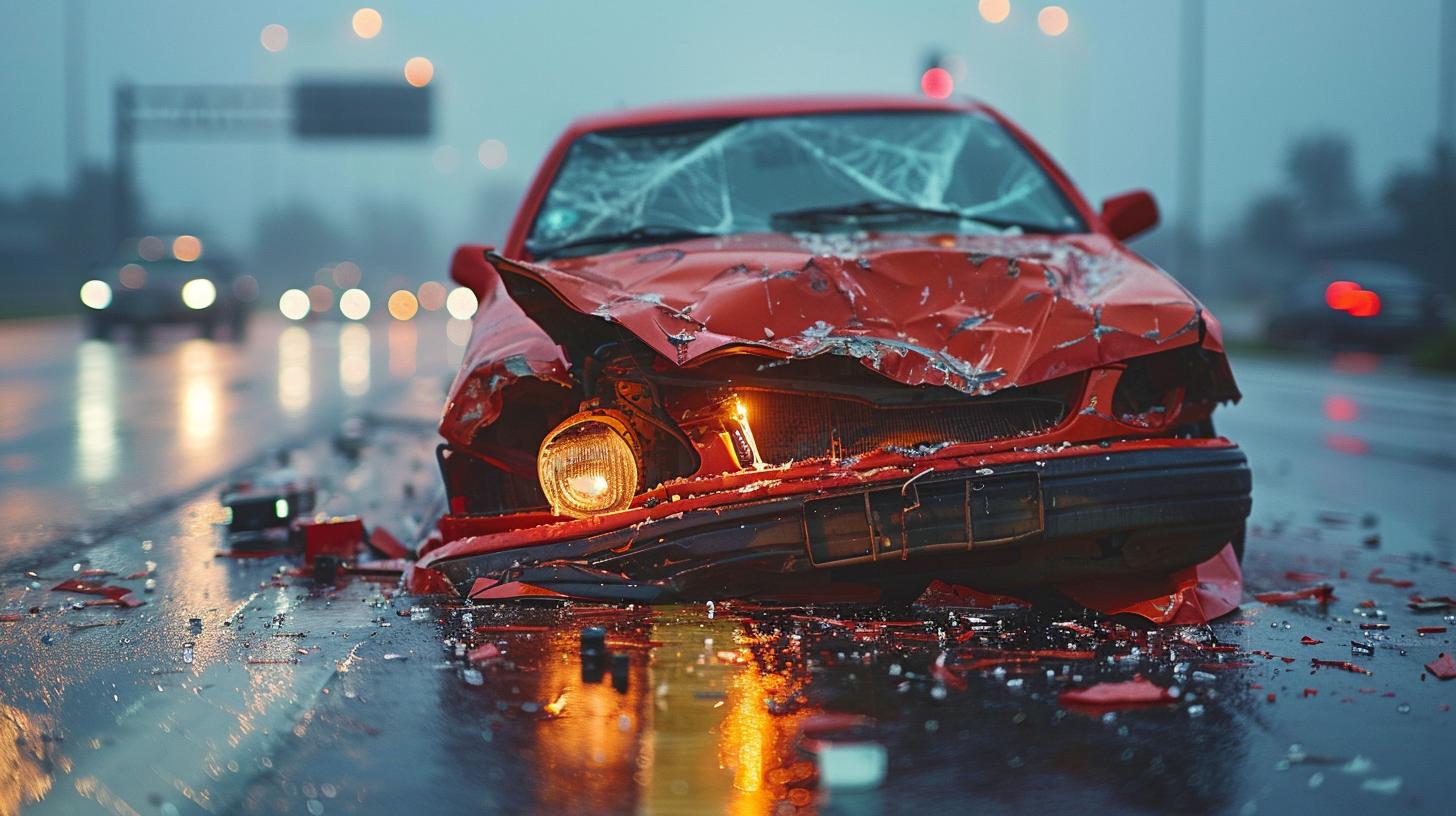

417,96,1250,604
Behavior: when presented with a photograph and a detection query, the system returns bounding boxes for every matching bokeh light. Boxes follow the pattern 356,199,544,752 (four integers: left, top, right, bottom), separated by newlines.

279,288,310,321
231,274,259,302
137,235,165,261
477,139,508,170
118,263,146,289
979,0,1011,24
446,318,472,346
339,288,371,320
332,261,362,288
432,145,460,174
352,8,382,39
404,57,435,88
307,284,334,314
387,290,419,321
920,67,954,99
445,286,478,320
260,23,288,52
80,280,112,310
181,278,217,310
172,234,203,262
1038,5,1069,36
417,280,446,311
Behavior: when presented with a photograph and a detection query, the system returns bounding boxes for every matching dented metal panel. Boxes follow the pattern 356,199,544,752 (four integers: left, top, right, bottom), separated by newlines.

442,231,1227,447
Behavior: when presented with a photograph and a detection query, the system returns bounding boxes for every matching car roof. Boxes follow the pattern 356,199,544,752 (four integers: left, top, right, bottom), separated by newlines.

562,95,990,135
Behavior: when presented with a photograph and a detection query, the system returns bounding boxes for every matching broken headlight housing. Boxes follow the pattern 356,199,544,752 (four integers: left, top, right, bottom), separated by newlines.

538,411,640,518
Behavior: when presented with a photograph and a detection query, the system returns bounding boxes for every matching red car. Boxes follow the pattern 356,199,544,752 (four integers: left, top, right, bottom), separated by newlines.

415,96,1249,604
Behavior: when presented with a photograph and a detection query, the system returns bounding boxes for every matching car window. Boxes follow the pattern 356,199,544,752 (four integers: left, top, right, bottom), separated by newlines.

527,111,1086,258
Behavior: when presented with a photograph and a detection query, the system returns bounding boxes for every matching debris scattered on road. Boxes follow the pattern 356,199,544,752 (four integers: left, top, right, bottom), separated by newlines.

1426,653,1456,680
1255,584,1335,605
1058,676,1176,709
50,579,144,608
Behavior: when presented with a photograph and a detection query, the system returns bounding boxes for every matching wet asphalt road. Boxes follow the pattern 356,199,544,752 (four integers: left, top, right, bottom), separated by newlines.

0,316,1454,815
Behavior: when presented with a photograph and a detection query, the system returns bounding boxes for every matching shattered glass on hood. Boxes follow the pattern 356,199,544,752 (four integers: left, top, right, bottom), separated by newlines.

527,112,1085,258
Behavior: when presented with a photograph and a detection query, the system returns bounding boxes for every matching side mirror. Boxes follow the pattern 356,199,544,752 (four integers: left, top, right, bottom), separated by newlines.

1100,190,1159,242
449,244,497,297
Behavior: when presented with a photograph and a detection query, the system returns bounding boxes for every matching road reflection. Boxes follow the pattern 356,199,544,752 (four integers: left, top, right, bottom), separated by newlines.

388,321,417,379
0,699,65,816
339,324,370,397
177,340,222,456
277,326,311,414
73,340,118,484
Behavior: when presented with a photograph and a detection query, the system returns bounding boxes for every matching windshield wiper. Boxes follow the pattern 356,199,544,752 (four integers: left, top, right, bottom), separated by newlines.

529,225,721,258
770,200,1053,233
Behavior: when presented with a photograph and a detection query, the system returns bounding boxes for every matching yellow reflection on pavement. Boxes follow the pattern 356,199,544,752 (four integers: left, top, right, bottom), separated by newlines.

339,323,371,397
73,340,118,484
388,321,417,379
0,700,66,816
277,326,310,414
176,340,221,455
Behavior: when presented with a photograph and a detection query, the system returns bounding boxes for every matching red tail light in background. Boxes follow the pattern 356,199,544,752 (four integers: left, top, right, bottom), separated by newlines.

1324,280,1381,318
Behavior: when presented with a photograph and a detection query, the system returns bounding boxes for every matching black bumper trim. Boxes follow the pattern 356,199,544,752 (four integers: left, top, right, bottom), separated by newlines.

432,445,1252,595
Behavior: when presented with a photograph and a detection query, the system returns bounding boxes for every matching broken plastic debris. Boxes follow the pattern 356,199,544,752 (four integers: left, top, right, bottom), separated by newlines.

1367,568,1414,589
1058,676,1176,709
1311,658,1372,675
1360,777,1402,795
1059,542,1242,624
467,642,501,663
368,526,409,560
1425,652,1456,680
1255,584,1335,606
50,579,144,608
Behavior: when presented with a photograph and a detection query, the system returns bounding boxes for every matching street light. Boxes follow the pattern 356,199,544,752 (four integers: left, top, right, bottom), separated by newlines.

260,24,288,53
478,139,508,170
1038,6,1069,37
352,8,382,39
404,57,434,88
979,0,1011,24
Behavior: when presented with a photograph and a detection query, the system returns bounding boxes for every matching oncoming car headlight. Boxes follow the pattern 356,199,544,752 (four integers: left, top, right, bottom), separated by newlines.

538,412,640,518
181,278,217,310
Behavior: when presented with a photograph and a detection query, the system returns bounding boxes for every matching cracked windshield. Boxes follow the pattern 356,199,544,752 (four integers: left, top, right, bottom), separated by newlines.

527,112,1084,258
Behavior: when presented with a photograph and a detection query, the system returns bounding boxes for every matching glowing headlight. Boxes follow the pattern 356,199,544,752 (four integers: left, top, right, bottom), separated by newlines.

538,413,639,518
181,278,217,310
80,279,112,310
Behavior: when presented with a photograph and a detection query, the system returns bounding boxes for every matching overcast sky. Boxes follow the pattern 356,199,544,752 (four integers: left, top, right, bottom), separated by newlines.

0,0,1446,267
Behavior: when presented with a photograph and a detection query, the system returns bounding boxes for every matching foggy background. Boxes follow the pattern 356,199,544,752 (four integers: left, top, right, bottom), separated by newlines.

1,0,1452,352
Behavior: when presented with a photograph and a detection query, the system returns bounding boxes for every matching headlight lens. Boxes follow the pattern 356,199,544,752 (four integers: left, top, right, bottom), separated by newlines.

181,278,217,310
538,413,639,518
80,279,112,310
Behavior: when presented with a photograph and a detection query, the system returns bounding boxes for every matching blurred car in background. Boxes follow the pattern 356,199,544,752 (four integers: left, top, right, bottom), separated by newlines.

80,255,251,342
1264,260,1447,352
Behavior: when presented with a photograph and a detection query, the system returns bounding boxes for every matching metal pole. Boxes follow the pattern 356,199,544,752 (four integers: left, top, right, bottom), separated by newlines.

113,82,135,250
1440,0,1454,148
1176,0,1205,294
64,0,85,183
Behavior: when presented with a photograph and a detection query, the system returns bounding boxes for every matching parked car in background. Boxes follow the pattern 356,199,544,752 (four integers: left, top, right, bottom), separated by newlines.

81,254,251,342
1263,259,1446,352
413,96,1251,604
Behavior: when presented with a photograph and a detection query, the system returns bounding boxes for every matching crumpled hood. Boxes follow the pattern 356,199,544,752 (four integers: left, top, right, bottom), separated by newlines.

441,231,1224,446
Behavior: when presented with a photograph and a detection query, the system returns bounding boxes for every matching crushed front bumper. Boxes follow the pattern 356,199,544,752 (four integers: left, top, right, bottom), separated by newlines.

423,443,1251,602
